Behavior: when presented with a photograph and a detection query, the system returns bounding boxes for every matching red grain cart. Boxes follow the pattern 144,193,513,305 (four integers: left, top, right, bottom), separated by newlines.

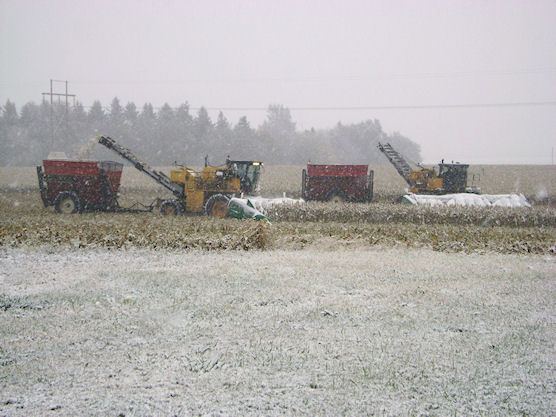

301,164,374,203
37,159,123,213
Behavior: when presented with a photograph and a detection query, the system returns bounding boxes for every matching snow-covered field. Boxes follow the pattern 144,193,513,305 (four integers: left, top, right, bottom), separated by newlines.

1,247,554,416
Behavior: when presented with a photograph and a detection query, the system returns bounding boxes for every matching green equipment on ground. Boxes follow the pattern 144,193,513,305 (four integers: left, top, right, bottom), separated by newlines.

227,198,269,221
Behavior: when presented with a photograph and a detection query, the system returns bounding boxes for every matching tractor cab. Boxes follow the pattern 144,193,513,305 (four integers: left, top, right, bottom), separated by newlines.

227,160,263,195
438,163,469,193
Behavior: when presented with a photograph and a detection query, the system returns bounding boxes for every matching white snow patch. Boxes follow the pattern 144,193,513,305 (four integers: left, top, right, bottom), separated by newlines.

535,187,548,202
235,196,304,212
403,193,531,208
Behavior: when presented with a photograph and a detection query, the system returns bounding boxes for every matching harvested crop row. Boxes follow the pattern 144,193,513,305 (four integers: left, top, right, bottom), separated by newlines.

272,222,555,254
2,189,554,228
265,201,556,228
0,213,270,251
1,211,554,255
1,188,554,254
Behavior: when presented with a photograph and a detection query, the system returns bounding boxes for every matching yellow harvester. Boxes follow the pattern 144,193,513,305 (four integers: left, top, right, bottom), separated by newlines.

97,135,262,216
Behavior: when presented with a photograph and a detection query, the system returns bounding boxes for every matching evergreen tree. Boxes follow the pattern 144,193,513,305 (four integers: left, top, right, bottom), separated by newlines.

175,103,194,162
19,102,39,127
193,107,213,157
0,100,20,165
88,100,105,130
136,103,157,160
216,111,230,131
232,116,260,160
156,103,179,163
157,103,174,125
175,102,193,127
109,97,124,125
72,101,88,124
0,99,423,166
260,104,297,163
211,111,233,161
140,103,156,120
124,102,138,126
1,100,18,127
193,107,213,138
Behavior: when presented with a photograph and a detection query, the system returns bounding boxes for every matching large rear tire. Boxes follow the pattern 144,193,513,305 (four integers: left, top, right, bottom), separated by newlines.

326,190,346,203
54,191,80,214
204,194,230,218
160,199,183,215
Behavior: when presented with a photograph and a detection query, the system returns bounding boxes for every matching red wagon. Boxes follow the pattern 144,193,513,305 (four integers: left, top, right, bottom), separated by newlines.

301,164,374,203
37,159,123,213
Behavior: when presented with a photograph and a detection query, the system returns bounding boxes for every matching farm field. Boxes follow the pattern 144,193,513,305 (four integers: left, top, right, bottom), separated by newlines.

0,165,555,416
1,164,555,254
1,187,555,254
1,246,554,416
1,164,555,203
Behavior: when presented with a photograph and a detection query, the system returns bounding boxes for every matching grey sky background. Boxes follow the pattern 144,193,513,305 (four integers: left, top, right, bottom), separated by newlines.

1,0,555,164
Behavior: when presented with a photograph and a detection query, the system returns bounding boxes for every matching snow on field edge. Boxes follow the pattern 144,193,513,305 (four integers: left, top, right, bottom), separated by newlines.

403,193,532,208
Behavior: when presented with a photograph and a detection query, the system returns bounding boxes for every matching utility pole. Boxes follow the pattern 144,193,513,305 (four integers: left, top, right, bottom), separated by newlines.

42,79,76,149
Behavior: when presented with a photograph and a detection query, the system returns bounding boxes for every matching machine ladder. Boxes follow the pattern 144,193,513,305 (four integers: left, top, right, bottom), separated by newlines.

377,142,413,186
97,135,184,198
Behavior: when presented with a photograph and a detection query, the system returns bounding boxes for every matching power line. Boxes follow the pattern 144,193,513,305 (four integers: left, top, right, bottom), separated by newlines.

69,67,556,85
81,100,556,111
197,101,556,111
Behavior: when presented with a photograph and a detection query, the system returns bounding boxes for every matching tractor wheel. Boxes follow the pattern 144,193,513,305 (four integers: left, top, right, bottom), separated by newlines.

54,192,80,214
160,199,182,215
326,190,347,203
204,194,230,218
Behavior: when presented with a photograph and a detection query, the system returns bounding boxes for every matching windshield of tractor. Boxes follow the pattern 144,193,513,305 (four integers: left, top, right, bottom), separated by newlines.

439,164,467,177
231,162,262,194
439,164,468,192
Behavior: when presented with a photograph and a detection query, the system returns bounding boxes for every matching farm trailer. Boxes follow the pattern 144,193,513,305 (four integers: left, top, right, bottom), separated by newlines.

37,159,127,214
301,164,374,203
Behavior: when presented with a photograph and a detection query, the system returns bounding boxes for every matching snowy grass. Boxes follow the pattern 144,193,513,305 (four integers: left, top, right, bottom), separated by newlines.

0,247,554,416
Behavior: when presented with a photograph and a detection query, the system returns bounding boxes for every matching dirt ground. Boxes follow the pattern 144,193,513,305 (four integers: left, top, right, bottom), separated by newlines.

0,246,554,416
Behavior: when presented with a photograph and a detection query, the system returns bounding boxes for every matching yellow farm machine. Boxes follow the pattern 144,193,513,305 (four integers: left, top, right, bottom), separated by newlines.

97,136,262,216
378,142,479,194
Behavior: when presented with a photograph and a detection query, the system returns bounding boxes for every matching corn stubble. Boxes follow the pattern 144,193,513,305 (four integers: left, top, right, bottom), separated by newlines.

1,189,554,254
1,162,555,254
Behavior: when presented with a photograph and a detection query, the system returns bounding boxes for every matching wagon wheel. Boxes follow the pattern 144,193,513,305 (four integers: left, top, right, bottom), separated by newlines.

204,194,230,218
326,190,346,203
54,192,80,214
160,199,182,216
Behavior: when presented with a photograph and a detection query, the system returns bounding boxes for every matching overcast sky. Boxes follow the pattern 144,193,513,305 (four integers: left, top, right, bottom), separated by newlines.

1,0,555,164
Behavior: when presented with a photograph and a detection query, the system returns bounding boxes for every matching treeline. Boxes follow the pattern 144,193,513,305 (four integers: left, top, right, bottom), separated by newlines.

0,98,421,166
